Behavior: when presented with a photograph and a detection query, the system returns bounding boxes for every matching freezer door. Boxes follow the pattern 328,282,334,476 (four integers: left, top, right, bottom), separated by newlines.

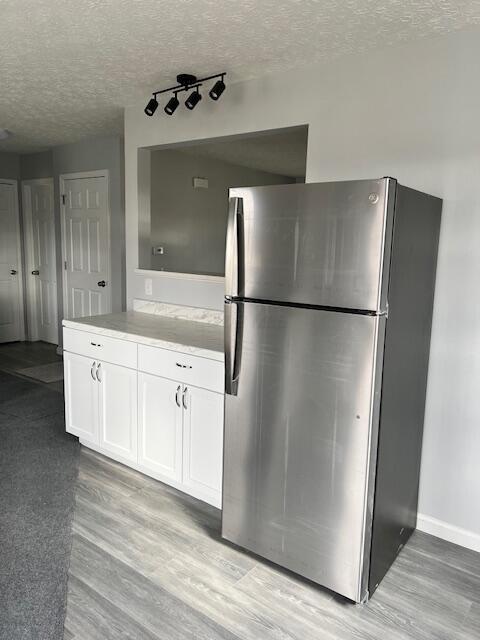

222,301,383,602
227,179,394,312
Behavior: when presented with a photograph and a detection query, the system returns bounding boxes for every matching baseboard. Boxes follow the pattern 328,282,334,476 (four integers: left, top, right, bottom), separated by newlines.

417,513,480,553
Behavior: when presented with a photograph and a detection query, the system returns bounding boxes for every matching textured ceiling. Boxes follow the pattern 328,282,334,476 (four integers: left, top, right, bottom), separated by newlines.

176,127,308,178
1,0,480,152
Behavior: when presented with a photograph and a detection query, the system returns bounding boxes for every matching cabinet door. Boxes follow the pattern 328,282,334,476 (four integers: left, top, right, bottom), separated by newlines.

182,385,224,506
138,372,182,482
98,361,138,462
64,351,98,443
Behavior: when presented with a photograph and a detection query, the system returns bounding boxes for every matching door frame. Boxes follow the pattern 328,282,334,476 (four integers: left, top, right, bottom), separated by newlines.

22,177,58,343
0,178,25,341
59,170,111,320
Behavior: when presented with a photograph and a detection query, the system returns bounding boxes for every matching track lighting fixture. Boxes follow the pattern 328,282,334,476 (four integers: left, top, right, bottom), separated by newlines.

185,88,202,110
144,97,159,117
164,93,179,115
209,77,225,101
144,71,226,117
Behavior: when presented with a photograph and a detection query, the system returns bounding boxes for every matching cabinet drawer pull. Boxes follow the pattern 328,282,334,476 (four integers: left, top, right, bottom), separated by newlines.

90,361,96,380
175,385,181,407
90,341,102,347
182,387,188,410
96,363,102,382
176,362,193,369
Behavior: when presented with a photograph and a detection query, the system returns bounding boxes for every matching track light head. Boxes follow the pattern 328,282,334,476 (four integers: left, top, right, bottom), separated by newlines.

144,97,159,116
185,89,202,110
164,94,179,115
209,78,226,101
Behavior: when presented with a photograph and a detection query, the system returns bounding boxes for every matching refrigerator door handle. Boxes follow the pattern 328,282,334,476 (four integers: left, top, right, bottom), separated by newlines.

225,300,243,396
225,196,243,298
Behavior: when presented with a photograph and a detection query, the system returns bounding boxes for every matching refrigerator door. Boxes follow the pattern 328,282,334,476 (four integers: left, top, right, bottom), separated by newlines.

227,178,395,312
222,301,384,602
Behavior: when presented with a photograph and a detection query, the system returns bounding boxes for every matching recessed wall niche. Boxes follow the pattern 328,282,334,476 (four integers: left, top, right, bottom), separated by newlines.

137,126,308,276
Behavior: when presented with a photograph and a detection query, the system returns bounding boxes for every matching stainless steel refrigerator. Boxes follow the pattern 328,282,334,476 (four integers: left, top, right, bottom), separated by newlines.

222,178,441,602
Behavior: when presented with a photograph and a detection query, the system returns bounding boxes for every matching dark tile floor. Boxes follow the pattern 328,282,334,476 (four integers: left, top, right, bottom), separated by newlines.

0,340,63,392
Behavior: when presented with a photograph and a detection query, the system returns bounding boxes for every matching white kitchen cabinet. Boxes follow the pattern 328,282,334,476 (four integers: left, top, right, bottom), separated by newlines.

98,361,138,462
63,323,224,507
182,385,224,504
64,351,99,443
64,351,137,464
138,374,223,507
138,372,183,482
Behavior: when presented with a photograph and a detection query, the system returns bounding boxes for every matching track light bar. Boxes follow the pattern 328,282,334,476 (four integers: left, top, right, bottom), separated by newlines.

144,72,226,117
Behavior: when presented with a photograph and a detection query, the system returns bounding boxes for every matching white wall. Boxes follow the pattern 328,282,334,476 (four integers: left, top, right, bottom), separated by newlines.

125,29,480,550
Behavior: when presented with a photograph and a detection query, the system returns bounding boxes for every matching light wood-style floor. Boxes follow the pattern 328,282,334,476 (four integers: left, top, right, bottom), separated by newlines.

65,447,480,639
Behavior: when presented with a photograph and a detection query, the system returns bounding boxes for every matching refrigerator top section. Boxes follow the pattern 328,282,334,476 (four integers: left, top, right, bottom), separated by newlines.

227,178,395,312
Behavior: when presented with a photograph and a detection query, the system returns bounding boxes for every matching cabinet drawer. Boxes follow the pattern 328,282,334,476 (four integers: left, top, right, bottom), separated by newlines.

138,344,224,394
63,327,137,369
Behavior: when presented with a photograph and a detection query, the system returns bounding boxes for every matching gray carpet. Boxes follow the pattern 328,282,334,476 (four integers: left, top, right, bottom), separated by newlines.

0,371,80,640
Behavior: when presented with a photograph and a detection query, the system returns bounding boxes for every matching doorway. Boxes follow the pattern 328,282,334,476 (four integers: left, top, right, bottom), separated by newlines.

0,179,24,343
60,171,111,319
22,178,58,344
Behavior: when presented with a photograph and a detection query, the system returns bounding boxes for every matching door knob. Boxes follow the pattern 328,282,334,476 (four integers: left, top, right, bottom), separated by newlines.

97,280,106,287
10,269,17,275
32,270,40,275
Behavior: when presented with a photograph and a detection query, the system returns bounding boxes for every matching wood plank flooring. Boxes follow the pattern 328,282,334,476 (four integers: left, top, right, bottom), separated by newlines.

65,448,480,639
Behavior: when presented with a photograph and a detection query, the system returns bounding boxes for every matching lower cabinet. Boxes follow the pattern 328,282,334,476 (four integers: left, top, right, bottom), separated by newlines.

64,351,99,443
182,385,224,503
98,361,138,462
64,352,138,463
138,373,224,507
64,329,224,508
138,372,183,482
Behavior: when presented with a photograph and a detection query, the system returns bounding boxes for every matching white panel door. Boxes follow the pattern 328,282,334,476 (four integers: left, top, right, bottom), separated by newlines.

98,361,138,462
63,175,110,319
23,179,58,343
138,372,183,482
0,181,23,343
64,351,99,443
182,385,224,504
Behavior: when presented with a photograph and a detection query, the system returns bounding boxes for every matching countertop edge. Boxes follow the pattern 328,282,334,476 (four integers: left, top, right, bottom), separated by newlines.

62,319,225,363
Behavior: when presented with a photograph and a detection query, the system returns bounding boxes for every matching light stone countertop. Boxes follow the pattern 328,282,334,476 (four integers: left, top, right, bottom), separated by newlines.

63,311,224,361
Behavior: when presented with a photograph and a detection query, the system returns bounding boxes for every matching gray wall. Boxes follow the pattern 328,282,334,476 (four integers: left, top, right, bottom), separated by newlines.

0,151,20,179
146,149,293,275
14,138,125,347
125,30,480,549
52,136,125,334
20,150,53,180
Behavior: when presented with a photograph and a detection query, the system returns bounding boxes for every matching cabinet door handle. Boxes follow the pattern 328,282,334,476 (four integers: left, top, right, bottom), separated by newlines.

175,385,181,407
176,362,192,369
90,361,96,381
182,386,188,410
96,363,102,382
